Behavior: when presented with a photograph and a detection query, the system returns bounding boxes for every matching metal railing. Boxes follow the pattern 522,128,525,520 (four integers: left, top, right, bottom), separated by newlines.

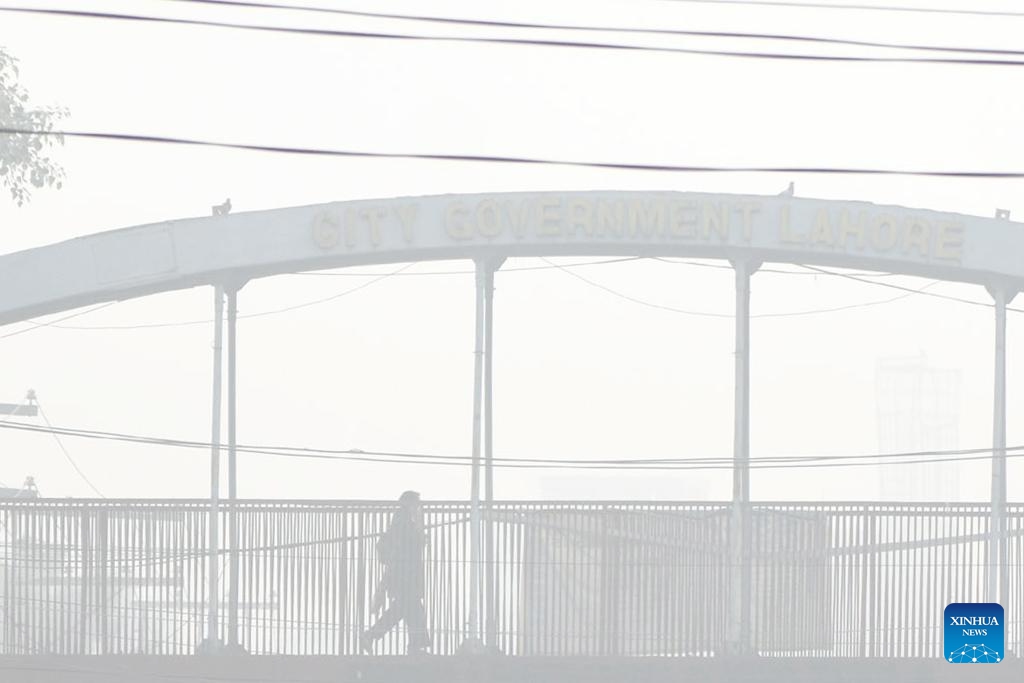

0,500,1020,657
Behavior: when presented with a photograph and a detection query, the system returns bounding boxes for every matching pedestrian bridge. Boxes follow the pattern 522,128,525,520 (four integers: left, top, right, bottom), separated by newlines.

1,193,1022,679
2,191,1022,324
1,499,1020,659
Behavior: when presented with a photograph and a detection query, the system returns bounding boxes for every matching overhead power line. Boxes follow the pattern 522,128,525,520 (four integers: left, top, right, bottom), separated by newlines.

1,258,986,335
8,264,413,334
4,127,1024,179
2,5,1024,66
0,302,119,339
300,258,899,279
654,257,903,278
6,259,638,333
290,257,641,278
0,393,104,496
658,0,1024,17
0,399,41,489
35,401,106,498
542,256,945,318
543,256,729,318
800,264,1024,312
0,419,1020,472
165,0,1024,59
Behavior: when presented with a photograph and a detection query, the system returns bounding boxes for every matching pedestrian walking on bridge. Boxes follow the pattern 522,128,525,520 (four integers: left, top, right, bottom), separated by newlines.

360,490,430,655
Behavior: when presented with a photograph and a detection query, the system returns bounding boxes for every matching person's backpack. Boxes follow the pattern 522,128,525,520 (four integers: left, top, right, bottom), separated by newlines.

376,531,394,564
376,517,404,564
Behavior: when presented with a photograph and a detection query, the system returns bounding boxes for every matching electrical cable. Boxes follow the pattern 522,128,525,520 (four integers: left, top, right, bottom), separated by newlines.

653,257,904,278
0,397,44,491
656,0,1024,18
231,261,414,317
0,301,119,339
657,260,1024,313
35,400,106,498
1,5,1023,66
542,256,730,318
541,256,945,318
799,264,1024,312
6,127,1024,179
164,0,1024,59
5,263,413,334
610,258,1024,315
0,257,989,335
290,256,640,278
0,419,1020,471
51,259,638,330
6,258,947,332
756,281,943,317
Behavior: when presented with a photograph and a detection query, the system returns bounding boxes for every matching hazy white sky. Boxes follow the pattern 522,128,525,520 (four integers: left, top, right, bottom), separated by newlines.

0,0,1022,502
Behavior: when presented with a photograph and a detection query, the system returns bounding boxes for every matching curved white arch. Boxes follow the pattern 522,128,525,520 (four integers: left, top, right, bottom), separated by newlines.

2,191,1021,324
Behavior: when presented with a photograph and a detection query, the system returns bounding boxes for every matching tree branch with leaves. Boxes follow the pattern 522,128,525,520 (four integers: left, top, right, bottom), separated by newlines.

0,46,67,206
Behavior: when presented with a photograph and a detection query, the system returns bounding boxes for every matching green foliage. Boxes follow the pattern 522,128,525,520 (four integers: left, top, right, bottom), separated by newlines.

0,46,67,206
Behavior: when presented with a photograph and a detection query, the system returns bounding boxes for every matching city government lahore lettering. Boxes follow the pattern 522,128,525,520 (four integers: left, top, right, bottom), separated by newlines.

312,195,965,264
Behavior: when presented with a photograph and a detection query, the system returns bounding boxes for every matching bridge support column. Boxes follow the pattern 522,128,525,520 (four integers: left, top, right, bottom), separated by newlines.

224,281,247,652
464,257,502,653
986,284,1016,607
206,286,224,652
483,257,504,651
728,259,759,657
464,260,486,651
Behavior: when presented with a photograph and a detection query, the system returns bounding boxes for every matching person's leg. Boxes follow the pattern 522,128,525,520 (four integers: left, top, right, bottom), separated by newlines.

400,595,430,652
362,600,402,652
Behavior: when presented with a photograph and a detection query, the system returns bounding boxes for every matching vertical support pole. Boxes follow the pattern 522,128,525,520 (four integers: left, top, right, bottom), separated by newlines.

465,260,486,648
2,509,10,653
986,284,1015,605
79,511,90,654
729,259,758,656
226,286,239,648
482,257,503,650
98,510,109,654
867,514,878,657
484,263,496,506
208,286,224,650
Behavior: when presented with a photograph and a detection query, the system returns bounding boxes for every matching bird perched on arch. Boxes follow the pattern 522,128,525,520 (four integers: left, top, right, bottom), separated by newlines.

212,198,232,216
778,182,795,197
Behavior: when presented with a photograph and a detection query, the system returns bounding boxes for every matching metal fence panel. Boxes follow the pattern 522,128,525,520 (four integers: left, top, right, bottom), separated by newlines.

0,500,1020,657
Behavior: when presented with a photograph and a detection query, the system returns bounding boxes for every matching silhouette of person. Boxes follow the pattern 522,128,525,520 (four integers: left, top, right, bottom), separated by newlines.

360,490,430,654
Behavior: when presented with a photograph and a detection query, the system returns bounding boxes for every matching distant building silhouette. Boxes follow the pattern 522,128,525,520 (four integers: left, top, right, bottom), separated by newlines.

0,477,39,499
875,354,961,501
